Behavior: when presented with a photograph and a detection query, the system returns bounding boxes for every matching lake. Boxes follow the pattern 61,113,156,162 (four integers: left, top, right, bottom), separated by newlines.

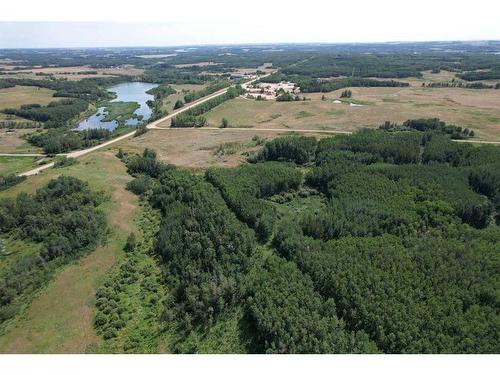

75,82,158,131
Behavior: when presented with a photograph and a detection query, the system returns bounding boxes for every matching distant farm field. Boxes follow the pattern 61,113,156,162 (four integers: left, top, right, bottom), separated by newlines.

0,65,144,81
0,85,57,110
204,87,500,141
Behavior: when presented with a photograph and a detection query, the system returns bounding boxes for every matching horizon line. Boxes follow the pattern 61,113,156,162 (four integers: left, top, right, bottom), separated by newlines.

1,39,500,50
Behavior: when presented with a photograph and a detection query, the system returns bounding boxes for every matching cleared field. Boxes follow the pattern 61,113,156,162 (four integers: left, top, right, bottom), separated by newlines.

0,155,40,176
0,129,43,153
204,87,500,141
124,128,323,169
0,85,57,110
0,151,139,353
0,86,58,153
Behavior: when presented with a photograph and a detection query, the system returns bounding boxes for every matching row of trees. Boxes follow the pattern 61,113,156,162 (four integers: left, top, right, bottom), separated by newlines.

27,128,112,154
183,80,231,103
458,67,500,81
170,85,245,127
3,99,89,128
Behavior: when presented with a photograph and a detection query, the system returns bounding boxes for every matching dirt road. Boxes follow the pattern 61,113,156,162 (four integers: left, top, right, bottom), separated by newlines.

151,126,353,134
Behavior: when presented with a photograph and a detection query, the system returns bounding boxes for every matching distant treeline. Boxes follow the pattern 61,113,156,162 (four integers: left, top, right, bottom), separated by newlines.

425,81,499,89
141,68,214,84
183,80,231,103
0,121,41,129
260,73,409,92
3,99,89,128
458,67,500,81
279,52,500,79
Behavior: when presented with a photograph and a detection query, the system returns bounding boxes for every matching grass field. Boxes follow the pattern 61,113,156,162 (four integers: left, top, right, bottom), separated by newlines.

0,150,140,353
203,86,500,141
0,85,58,154
0,155,41,176
124,128,327,170
0,129,43,154
0,85,58,110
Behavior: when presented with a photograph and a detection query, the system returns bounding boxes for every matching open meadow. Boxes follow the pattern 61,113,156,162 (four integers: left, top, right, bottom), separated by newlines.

0,155,40,176
0,85,58,110
204,86,500,141
123,128,326,169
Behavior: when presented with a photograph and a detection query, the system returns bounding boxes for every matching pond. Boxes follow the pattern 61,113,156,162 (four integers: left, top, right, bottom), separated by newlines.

74,82,158,131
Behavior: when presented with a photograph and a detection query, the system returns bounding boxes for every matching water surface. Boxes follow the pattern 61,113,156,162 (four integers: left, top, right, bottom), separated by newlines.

75,82,158,131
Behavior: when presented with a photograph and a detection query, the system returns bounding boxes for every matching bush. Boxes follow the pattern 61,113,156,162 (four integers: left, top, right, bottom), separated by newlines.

251,135,317,164
54,157,79,168
124,233,137,252
0,174,26,191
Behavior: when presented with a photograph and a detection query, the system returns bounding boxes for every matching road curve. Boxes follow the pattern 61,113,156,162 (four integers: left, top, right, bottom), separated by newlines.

19,162,56,177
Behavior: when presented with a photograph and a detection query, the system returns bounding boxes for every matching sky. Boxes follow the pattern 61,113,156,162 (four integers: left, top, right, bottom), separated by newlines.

1,0,499,48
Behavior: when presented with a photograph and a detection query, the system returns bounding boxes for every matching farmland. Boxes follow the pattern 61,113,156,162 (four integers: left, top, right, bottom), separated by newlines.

0,85,58,110
204,87,500,141
0,155,40,176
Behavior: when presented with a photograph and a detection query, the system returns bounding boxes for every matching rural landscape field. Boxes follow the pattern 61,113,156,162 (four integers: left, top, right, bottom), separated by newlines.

0,38,499,356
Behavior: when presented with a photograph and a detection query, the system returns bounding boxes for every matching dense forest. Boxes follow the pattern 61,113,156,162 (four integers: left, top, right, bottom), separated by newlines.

0,177,107,324
116,120,499,353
